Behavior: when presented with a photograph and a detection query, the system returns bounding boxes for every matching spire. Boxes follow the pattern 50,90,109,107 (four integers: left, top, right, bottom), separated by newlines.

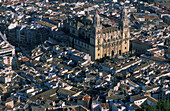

93,9,100,27
121,5,130,39
123,6,128,21
119,5,129,30
123,6,129,29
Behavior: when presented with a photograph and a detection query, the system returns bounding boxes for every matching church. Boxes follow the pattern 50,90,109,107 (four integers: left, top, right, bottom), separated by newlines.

63,7,130,60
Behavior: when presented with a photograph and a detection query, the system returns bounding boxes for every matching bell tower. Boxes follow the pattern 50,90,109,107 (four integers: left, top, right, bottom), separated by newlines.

93,10,100,27
90,10,102,60
120,6,130,55
123,7,130,39
120,6,130,39
93,10,102,38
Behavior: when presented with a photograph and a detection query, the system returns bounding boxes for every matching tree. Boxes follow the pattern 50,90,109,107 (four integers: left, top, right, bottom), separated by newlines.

138,100,170,111
157,100,170,111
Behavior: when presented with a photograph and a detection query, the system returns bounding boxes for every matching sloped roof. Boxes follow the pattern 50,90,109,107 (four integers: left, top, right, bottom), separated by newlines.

57,88,76,96
131,95,147,101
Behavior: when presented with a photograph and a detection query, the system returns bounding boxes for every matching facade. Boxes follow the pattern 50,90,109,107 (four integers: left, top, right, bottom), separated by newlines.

7,26,49,47
130,39,153,56
63,8,130,60
0,32,15,57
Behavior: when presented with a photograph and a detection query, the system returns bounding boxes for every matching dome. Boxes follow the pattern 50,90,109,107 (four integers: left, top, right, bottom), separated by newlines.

84,15,93,22
83,10,93,22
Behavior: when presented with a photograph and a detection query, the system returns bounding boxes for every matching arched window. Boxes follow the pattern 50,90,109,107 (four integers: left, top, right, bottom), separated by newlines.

98,47,100,51
112,50,114,57
119,50,121,55
125,40,127,44
98,30,100,34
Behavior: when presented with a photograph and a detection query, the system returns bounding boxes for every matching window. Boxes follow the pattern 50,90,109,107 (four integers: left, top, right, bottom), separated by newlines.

125,40,127,44
111,36,113,39
112,43,114,46
112,51,114,56
119,50,121,55
98,40,100,44
98,47,100,50
98,54,100,56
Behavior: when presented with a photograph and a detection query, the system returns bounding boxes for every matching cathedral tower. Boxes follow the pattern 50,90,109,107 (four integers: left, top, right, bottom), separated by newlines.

93,10,102,35
120,6,130,55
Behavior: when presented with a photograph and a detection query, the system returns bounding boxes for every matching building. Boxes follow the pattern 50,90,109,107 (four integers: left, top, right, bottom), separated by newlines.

63,7,130,60
0,32,15,83
0,32,15,57
7,26,49,47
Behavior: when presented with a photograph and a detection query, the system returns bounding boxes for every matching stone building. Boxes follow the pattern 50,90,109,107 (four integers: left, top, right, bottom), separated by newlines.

63,7,130,60
7,26,49,47
0,32,15,58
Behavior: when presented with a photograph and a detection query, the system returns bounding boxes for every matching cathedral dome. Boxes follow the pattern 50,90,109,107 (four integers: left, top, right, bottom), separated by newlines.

84,15,93,22
83,10,93,24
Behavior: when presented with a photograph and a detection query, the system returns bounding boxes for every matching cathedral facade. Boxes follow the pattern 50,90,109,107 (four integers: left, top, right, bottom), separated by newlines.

63,8,130,60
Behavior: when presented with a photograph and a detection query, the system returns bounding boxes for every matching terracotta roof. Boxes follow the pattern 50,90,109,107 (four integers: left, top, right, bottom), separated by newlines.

145,14,159,20
82,94,91,102
100,103,109,109
22,58,29,62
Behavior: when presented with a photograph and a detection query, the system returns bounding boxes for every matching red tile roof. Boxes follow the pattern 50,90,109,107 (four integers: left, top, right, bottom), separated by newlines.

83,94,91,102
100,103,109,109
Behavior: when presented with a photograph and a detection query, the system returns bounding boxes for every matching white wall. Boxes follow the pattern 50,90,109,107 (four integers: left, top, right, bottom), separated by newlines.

134,98,147,106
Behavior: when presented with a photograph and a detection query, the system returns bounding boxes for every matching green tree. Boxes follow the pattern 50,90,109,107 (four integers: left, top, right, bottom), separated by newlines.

138,100,170,111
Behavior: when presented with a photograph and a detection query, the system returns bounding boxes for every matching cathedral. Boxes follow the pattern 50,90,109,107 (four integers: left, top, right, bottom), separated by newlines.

63,7,130,60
